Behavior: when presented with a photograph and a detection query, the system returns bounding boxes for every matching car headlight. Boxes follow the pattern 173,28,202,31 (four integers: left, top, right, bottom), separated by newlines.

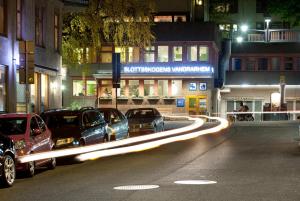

56,138,74,146
15,139,26,150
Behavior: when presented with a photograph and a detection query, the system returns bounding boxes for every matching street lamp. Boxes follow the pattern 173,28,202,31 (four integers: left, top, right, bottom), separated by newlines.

264,17,271,42
240,24,249,32
236,36,243,43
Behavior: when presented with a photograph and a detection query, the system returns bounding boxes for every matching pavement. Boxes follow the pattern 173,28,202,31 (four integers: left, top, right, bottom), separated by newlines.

1,121,300,201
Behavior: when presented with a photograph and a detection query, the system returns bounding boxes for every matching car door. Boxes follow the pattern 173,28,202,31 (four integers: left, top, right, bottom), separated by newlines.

109,110,123,140
29,116,44,153
92,111,107,142
81,111,95,144
115,110,128,139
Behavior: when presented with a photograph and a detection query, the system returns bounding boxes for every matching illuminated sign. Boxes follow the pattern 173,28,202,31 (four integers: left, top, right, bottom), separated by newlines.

199,83,207,91
189,83,197,91
122,63,213,76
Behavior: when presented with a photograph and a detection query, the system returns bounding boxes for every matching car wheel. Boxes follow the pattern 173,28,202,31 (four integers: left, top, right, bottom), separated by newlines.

1,155,16,187
47,158,56,170
103,135,109,143
79,139,85,146
26,161,35,177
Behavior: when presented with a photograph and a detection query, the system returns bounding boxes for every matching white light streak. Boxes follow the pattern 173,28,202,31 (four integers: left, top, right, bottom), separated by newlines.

75,116,228,162
174,180,217,185
18,115,204,163
114,185,159,190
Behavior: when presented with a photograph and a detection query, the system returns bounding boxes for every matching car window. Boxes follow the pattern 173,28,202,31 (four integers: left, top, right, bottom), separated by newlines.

44,114,80,128
84,111,104,127
126,109,155,118
0,117,27,135
35,115,46,132
30,117,39,136
111,110,121,123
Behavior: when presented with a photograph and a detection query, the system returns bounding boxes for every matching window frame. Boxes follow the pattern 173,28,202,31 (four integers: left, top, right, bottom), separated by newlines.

54,11,59,51
35,6,44,47
0,0,7,37
16,0,22,40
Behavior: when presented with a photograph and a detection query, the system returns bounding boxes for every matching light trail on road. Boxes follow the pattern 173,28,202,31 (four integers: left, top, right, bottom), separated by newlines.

18,115,205,163
76,116,228,161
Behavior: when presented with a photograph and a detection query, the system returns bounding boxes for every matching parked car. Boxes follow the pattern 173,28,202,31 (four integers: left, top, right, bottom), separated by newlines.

97,108,129,141
41,108,108,148
0,134,16,187
0,113,56,177
125,108,164,135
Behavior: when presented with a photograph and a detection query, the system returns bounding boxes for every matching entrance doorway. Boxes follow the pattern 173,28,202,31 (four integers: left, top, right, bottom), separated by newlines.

186,95,207,115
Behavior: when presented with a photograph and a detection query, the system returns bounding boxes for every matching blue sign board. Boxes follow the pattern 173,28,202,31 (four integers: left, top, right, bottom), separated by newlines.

122,62,214,76
199,82,207,91
189,83,197,91
176,98,185,107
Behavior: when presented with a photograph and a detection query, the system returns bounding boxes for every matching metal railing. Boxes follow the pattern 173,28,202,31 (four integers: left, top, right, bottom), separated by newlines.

63,0,89,6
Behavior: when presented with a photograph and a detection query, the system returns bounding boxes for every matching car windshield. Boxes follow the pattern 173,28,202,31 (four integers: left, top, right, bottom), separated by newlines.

126,109,156,119
0,117,27,135
45,114,80,128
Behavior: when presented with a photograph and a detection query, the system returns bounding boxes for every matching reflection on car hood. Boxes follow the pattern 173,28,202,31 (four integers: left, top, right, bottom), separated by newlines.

128,117,157,124
50,126,81,139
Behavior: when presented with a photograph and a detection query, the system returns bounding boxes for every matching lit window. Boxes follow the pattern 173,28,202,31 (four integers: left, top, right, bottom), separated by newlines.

144,46,155,62
171,80,182,96
144,80,155,96
173,46,182,61
41,74,48,111
118,80,126,96
100,46,112,63
101,80,112,98
0,65,6,111
174,16,186,22
73,80,84,96
187,46,197,61
158,80,168,96
86,80,96,96
199,46,208,61
115,47,126,63
154,16,172,22
129,80,139,97
157,46,168,62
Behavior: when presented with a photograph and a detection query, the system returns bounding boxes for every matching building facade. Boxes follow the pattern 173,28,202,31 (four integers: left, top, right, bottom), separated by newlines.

0,0,63,113
219,42,300,120
63,22,220,115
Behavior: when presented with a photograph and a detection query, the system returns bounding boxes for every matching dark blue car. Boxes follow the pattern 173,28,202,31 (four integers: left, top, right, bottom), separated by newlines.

41,108,108,148
97,108,129,141
0,134,16,187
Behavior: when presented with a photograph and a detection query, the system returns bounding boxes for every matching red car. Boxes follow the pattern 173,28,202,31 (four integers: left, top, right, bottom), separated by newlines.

0,113,56,177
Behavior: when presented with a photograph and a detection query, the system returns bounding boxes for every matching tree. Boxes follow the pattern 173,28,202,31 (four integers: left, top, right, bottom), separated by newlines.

62,0,155,65
267,0,300,27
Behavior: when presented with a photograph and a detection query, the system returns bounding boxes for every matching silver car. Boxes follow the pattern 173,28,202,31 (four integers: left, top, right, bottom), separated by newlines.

125,108,164,135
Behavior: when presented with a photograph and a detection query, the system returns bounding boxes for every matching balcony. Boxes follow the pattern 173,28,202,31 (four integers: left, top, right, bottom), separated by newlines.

63,0,89,6
232,29,300,43
225,71,300,86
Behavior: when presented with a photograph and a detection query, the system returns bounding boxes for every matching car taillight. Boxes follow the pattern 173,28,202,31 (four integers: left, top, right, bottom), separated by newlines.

14,139,26,150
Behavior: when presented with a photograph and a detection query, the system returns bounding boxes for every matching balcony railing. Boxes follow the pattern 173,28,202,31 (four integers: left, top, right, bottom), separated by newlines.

63,0,89,6
232,29,300,43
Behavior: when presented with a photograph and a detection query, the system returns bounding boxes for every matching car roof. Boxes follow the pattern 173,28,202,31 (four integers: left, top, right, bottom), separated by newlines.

127,108,157,111
97,108,117,111
0,113,32,118
42,110,82,116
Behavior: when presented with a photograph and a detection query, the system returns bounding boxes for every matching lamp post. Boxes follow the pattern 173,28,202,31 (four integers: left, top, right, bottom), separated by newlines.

264,17,271,42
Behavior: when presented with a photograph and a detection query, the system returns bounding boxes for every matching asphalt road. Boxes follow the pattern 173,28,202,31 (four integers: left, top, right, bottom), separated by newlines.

1,121,300,201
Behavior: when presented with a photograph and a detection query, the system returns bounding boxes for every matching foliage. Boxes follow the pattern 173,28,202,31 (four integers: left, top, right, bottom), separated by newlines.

209,0,236,23
62,0,155,65
267,0,300,27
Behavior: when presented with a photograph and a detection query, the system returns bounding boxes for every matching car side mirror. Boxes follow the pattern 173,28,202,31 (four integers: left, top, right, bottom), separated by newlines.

33,128,42,136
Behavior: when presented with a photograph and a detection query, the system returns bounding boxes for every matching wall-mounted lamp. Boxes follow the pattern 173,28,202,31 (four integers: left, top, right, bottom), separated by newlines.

50,82,58,91
195,0,203,6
